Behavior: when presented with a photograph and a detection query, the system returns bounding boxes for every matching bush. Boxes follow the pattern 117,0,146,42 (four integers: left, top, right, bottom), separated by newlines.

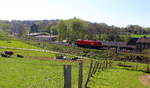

0,30,9,40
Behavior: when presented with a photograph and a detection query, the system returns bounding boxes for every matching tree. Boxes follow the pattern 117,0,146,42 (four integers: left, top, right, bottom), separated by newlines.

17,24,28,37
56,18,88,43
0,30,9,40
67,18,88,43
47,23,57,36
144,27,150,34
56,20,68,41
30,24,38,33
127,25,144,34
107,33,121,42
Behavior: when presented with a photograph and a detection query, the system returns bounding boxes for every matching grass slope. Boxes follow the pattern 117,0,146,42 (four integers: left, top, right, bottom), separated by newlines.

131,34,150,38
0,40,90,88
0,52,91,88
0,57,83,88
0,40,40,49
0,40,148,88
89,66,147,88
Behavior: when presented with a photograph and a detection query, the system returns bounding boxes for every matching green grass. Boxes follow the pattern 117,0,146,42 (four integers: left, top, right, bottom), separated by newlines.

0,40,148,88
0,40,40,49
0,57,69,88
24,40,113,59
89,66,147,88
0,56,90,88
130,34,150,38
0,48,56,57
0,40,89,88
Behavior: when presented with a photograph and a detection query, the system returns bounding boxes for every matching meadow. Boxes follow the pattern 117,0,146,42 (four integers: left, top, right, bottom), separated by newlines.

0,40,149,88
130,34,150,38
0,40,90,88
89,66,147,88
0,40,40,49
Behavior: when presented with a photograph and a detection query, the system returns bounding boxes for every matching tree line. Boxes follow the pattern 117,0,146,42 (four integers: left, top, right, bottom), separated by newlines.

0,19,150,43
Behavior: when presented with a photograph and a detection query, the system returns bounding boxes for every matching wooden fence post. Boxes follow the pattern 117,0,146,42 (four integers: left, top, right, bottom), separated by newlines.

78,62,83,88
109,60,113,68
105,60,108,70
93,62,100,74
98,62,102,72
147,63,150,73
107,60,109,69
64,64,72,88
91,61,98,77
102,61,105,71
85,60,93,88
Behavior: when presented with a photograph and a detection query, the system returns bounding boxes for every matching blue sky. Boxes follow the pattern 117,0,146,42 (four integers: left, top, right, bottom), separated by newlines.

0,0,150,27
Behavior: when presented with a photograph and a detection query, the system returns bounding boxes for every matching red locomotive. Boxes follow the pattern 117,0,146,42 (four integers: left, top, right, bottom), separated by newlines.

75,40,101,49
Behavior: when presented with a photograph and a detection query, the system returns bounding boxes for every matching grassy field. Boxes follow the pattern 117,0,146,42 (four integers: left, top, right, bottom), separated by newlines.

89,66,147,88
130,34,150,38
0,57,90,88
0,48,56,57
0,40,90,88
24,40,113,59
0,40,149,88
0,40,40,49
0,47,90,88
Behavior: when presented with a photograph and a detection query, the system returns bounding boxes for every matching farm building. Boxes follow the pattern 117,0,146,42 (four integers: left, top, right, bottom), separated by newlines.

35,35,56,41
136,37,150,51
26,33,47,37
26,33,57,42
127,37,150,52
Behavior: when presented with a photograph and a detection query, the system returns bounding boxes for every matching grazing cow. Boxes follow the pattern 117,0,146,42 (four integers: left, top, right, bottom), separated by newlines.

56,56,65,59
1,53,10,57
4,51,14,56
17,54,24,58
0,51,14,58
71,57,79,60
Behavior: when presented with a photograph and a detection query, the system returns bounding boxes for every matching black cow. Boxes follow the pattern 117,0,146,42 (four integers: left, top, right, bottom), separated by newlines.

71,57,79,60
1,53,10,57
4,51,14,56
0,51,14,58
17,54,24,58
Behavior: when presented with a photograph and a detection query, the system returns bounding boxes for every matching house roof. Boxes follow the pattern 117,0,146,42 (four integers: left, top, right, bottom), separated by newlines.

26,33,41,36
35,35,57,38
136,37,150,43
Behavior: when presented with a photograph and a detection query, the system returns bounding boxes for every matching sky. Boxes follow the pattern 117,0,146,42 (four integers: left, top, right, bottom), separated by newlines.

0,0,150,27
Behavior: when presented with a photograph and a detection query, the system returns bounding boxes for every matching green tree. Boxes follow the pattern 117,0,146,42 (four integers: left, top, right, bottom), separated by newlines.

67,18,88,43
56,20,68,41
56,18,88,43
0,30,9,40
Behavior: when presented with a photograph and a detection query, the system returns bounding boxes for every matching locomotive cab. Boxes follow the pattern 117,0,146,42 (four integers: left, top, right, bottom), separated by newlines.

75,40,101,49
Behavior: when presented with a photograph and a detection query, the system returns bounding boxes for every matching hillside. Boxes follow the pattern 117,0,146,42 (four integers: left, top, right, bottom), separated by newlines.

0,40,149,88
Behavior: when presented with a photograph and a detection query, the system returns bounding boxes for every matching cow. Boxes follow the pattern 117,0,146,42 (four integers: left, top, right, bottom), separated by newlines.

71,57,79,60
0,51,14,58
4,51,14,56
1,53,10,57
17,54,24,58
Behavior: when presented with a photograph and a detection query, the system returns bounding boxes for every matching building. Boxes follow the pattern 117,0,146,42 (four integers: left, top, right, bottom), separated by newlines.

136,37,150,51
26,33,57,42
35,35,56,41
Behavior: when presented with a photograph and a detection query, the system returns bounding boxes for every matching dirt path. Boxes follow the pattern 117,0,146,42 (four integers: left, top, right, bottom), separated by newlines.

139,75,150,88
